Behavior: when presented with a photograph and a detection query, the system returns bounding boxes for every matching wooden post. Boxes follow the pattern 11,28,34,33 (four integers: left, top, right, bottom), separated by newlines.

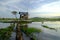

16,23,23,40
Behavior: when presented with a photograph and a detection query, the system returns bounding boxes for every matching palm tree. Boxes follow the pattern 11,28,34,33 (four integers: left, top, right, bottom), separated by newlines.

11,11,17,19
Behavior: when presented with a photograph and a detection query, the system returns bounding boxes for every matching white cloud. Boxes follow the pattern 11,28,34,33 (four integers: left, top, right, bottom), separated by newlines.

29,1,60,12
1,0,21,5
29,0,44,4
0,0,26,12
40,0,45,1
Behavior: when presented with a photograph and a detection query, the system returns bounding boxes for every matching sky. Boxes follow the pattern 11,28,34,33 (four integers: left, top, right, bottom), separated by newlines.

0,0,60,18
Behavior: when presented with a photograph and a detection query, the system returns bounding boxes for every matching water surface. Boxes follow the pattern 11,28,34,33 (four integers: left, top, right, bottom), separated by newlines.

0,23,10,28
0,21,60,40
28,21,60,40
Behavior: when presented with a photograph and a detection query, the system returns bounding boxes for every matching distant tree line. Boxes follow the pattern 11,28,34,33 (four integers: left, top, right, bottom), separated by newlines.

30,17,60,22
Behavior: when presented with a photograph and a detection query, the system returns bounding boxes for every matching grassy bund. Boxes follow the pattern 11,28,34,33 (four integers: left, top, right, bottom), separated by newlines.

0,17,60,22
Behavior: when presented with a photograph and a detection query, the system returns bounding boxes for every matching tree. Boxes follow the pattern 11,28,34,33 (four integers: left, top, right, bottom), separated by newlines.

11,11,17,19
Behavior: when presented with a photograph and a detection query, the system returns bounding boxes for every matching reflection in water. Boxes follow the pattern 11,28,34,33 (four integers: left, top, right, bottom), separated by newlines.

0,23,10,28
28,21,60,40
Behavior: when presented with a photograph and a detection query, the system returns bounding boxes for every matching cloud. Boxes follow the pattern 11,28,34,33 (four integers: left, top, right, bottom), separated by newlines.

0,0,28,12
0,0,21,5
29,0,44,4
29,1,60,12
0,0,60,18
28,0,58,9
0,0,59,12
29,12,60,18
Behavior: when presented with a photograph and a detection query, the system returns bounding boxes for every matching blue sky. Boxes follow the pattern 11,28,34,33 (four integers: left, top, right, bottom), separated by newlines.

0,0,60,18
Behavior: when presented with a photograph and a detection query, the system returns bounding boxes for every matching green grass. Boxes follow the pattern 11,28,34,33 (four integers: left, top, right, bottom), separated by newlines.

42,25,56,30
22,27,41,35
22,27,41,40
30,17,60,22
42,25,49,28
0,24,15,40
26,28,41,34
